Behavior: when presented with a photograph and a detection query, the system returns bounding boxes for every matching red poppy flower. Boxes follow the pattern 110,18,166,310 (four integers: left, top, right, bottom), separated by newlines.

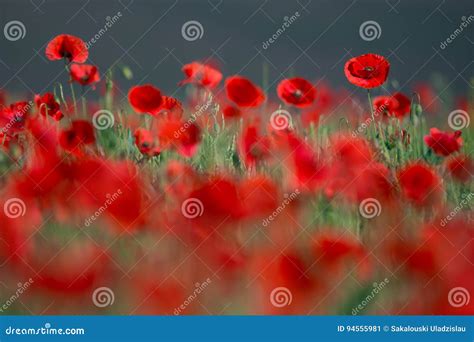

277,77,316,107
70,64,100,87
157,118,201,157
239,124,271,167
59,120,95,154
424,128,462,156
373,92,411,119
223,105,241,118
134,128,160,157
128,84,162,115
35,93,63,121
45,34,88,63
344,53,390,89
397,163,442,207
446,154,473,183
225,76,265,108
0,101,32,134
157,96,183,118
179,62,222,88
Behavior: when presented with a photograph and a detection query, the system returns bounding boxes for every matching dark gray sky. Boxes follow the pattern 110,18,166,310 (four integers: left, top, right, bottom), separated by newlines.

0,0,472,102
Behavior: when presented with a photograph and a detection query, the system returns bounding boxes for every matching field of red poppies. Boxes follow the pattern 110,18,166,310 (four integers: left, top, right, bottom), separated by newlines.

0,34,472,315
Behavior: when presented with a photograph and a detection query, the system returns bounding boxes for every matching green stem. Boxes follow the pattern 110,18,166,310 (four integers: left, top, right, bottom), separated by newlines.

367,89,376,139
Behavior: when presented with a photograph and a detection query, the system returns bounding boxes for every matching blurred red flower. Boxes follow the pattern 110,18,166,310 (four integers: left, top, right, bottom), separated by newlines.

397,163,442,207
134,128,160,157
45,34,88,63
344,53,390,89
179,62,222,88
35,93,63,121
70,64,100,87
424,128,462,156
373,92,411,119
277,77,316,107
59,120,95,155
225,76,265,108
446,154,473,183
128,84,162,115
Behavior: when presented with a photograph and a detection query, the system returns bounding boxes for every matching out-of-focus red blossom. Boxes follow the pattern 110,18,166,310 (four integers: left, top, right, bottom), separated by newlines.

134,128,160,157
59,120,95,156
397,162,443,208
35,93,63,121
186,177,245,227
45,34,88,63
70,158,146,231
389,219,473,314
373,92,411,119
344,53,390,89
223,105,241,118
301,109,321,128
332,135,374,166
277,77,316,107
70,64,100,87
424,128,462,156
157,96,183,118
446,154,473,183
157,118,201,157
239,175,279,219
225,76,265,108
27,242,110,296
312,231,371,280
128,84,162,115
278,132,327,191
0,101,32,134
179,62,223,88
239,123,271,167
